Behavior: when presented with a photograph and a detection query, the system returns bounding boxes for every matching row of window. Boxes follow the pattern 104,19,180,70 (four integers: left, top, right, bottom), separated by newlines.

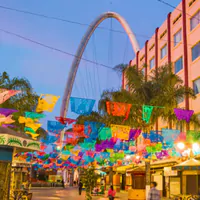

149,41,200,71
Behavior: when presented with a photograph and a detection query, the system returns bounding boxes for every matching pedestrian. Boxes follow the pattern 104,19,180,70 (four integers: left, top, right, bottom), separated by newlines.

62,179,65,189
147,182,161,200
78,181,83,195
108,185,116,200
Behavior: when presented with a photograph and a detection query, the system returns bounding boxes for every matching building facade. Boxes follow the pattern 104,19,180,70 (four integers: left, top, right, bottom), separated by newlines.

122,0,200,131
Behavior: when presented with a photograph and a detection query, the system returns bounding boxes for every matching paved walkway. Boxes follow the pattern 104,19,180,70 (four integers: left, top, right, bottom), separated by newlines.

31,187,128,200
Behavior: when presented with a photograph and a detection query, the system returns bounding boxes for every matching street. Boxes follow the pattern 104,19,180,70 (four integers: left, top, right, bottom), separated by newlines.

31,187,128,200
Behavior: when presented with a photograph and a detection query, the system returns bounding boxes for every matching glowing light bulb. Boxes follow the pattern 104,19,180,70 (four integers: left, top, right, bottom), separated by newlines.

192,143,199,151
126,155,131,160
57,146,61,150
177,142,185,150
136,155,140,160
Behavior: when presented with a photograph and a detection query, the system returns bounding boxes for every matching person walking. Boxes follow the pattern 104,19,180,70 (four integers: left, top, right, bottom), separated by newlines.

147,182,161,200
108,185,116,200
78,181,83,195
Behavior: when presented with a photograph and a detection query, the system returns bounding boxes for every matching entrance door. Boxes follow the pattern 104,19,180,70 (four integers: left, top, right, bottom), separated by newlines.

121,174,126,190
186,175,197,195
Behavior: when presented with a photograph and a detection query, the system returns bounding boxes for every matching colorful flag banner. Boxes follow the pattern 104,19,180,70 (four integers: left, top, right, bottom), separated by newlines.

25,132,40,140
47,121,65,134
25,112,45,119
98,127,112,140
143,131,163,143
36,94,60,112
142,105,154,123
146,143,162,154
25,123,41,132
106,101,132,120
0,89,21,104
0,108,18,117
18,116,38,124
84,121,105,139
24,127,36,134
55,117,76,125
72,124,86,137
1,115,15,124
70,97,95,115
162,129,180,144
174,108,194,123
129,129,141,141
111,124,131,140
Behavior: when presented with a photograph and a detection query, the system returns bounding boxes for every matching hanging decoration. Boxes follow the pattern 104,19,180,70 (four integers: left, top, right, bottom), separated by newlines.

84,121,105,139
174,108,194,123
98,127,112,140
0,89,21,104
129,129,141,141
18,116,38,124
106,101,132,120
70,97,95,115
72,124,86,137
0,114,15,124
36,94,60,112
143,131,163,143
162,129,180,144
47,121,65,134
111,124,131,140
55,117,76,125
142,105,154,123
25,112,45,119
0,108,18,117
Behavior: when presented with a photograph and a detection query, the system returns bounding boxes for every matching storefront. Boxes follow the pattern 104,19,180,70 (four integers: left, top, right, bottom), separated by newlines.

0,127,40,200
172,158,200,197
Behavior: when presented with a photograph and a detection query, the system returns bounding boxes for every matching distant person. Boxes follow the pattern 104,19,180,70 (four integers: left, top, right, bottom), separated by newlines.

147,182,161,200
78,181,83,195
62,179,65,188
108,185,116,200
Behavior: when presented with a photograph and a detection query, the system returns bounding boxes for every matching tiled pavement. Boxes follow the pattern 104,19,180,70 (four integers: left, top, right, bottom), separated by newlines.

31,187,128,200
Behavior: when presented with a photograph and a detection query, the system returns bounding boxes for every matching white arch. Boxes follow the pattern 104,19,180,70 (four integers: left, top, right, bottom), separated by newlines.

60,11,140,118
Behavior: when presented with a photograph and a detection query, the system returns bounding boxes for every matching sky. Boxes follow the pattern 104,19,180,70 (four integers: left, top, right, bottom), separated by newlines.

0,0,181,130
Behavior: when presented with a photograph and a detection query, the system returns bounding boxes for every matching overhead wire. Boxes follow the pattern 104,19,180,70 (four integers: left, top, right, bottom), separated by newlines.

0,28,114,70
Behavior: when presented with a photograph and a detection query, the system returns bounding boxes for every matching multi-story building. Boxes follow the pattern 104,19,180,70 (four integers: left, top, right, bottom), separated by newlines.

122,0,200,131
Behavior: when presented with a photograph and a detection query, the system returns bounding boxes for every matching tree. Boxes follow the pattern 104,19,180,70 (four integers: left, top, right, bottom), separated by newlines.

81,165,99,200
98,64,199,130
0,72,47,139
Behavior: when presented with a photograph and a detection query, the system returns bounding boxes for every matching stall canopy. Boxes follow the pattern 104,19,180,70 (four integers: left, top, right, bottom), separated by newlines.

172,158,200,170
0,127,41,152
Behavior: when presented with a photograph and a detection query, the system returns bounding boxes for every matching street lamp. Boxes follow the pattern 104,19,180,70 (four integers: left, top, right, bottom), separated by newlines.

192,143,199,151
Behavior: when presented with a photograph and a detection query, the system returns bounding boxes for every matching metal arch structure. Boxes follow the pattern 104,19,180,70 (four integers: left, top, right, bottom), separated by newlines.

60,11,140,118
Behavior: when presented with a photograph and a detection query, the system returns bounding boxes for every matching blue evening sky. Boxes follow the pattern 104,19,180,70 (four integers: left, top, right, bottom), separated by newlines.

0,0,181,128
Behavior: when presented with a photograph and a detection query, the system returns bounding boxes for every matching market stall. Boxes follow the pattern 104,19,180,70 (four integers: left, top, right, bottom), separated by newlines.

172,158,200,198
0,127,40,200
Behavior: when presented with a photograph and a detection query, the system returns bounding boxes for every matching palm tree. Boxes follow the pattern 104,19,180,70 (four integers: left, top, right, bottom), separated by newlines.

98,64,199,130
0,72,47,139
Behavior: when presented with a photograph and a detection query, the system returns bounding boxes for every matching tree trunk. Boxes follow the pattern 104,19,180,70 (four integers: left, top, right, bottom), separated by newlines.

109,167,113,186
145,160,151,199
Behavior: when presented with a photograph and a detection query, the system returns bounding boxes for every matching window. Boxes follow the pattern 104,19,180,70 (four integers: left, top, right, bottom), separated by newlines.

175,57,183,73
150,57,155,69
193,78,200,94
125,84,129,91
192,42,200,61
190,10,200,31
142,68,145,75
174,29,182,46
161,45,167,59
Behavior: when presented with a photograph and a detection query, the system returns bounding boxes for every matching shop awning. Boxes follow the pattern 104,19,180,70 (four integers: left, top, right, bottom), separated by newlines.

114,164,133,173
172,158,200,170
0,127,41,151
